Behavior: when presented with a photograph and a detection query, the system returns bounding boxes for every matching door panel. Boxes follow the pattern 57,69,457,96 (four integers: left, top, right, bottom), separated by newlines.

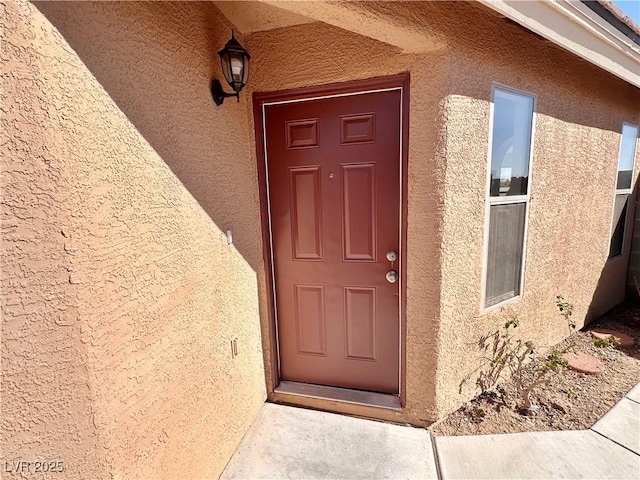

294,284,326,356
265,90,401,394
342,164,376,261
289,167,323,260
344,287,377,361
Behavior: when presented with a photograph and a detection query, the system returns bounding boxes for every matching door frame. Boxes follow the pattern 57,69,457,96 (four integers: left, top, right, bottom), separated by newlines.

252,73,410,408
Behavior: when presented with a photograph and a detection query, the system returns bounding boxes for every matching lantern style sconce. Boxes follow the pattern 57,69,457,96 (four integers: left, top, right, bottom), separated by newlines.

211,31,251,106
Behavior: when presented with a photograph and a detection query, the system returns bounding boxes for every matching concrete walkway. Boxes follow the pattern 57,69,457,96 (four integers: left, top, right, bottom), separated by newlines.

221,403,438,479
221,384,640,480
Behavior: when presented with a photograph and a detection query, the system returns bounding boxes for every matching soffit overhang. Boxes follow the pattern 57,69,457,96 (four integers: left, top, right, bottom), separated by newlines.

215,0,640,88
214,1,444,54
479,0,640,88
213,2,316,34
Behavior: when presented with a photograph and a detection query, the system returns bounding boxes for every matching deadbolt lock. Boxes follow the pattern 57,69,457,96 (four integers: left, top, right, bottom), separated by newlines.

386,270,398,283
386,250,398,262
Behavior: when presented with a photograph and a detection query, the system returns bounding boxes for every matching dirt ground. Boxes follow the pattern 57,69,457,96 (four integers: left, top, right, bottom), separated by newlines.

430,302,640,437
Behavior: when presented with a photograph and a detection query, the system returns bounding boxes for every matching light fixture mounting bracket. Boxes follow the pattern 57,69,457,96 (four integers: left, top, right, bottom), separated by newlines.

211,79,240,106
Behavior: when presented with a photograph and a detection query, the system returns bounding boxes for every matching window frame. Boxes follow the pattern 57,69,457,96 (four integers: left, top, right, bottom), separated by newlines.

480,83,537,312
608,122,638,260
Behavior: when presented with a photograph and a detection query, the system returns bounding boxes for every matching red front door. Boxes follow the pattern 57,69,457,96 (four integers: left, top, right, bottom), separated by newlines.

264,89,401,394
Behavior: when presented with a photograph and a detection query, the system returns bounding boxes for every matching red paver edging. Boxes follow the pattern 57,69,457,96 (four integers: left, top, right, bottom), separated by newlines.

563,352,604,375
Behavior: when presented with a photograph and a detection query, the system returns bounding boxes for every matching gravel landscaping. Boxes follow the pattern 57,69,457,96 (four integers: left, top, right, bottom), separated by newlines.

431,302,640,436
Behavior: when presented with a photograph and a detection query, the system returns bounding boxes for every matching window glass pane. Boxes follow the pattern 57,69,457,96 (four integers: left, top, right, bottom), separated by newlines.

485,202,527,308
617,124,638,190
609,194,629,258
490,88,534,197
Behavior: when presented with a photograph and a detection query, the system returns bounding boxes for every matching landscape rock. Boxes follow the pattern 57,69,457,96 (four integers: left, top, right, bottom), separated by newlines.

563,352,605,376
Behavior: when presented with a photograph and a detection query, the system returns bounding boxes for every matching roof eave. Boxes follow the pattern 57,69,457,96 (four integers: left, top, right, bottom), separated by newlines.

479,0,640,88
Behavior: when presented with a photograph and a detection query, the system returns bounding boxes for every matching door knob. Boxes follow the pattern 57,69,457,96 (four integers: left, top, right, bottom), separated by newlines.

386,270,398,283
386,250,398,262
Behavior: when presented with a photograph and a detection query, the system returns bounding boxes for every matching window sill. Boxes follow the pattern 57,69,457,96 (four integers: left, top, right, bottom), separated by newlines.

482,294,521,314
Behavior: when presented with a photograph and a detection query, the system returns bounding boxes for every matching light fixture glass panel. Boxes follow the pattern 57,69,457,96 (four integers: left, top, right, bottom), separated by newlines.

231,55,243,83
220,54,232,86
242,59,250,85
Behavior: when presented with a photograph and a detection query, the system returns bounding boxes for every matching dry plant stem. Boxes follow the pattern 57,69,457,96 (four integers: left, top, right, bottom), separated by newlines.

512,344,532,408
510,340,549,411
521,378,547,410
463,296,575,412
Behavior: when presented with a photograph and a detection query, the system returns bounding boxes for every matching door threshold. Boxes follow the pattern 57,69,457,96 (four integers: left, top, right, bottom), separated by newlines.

275,381,402,410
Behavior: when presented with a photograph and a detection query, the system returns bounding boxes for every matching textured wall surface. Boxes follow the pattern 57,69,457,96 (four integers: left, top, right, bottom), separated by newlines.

2,1,265,478
245,1,639,422
436,3,640,416
1,2,99,474
2,3,638,472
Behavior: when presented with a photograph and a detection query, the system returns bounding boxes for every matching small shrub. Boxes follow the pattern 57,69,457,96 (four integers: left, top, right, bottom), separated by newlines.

561,388,575,399
556,295,576,333
461,296,577,414
463,317,567,412
592,336,621,348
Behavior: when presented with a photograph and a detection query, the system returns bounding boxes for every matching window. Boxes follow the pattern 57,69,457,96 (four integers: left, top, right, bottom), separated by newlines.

609,123,638,258
483,86,535,309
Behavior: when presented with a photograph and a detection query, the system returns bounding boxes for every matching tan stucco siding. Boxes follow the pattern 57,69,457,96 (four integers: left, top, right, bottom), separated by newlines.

1,1,265,478
436,4,640,416
1,1,99,474
3,5,638,473
246,2,639,422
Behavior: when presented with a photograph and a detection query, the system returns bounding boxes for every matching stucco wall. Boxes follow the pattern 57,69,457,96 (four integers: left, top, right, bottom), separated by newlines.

245,1,639,421
435,2,640,415
1,1,265,478
3,2,638,466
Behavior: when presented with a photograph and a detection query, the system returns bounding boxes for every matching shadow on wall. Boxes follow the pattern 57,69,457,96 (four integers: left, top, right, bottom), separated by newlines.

587,174,640,321
34,0,640,312
626,177,640,302
34,0,639,278
33,1,264,271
